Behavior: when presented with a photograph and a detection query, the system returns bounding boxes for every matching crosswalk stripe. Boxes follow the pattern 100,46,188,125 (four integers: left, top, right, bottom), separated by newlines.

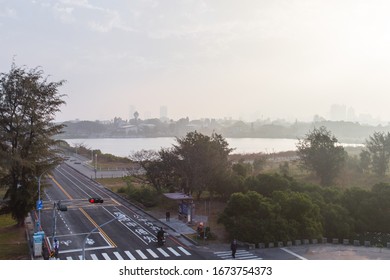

157,248,170,257
102,253,111,260
125,251,136,260
167,247,181,256
236,252,254,257
62,246,193,260
214,250,262,260
238,255,261,259
136,249,148,259
147,249,159,258
178,246,191,256
214,249,247,254
114,252,124,260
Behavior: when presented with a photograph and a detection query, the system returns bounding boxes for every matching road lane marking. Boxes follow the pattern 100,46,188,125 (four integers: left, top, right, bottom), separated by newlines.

56,166,104,198
59,245,112,254
103,207,155,246
114,252,124,260
102,253,111,260
136,250,148,259
178,246,191,256
90,254,98,260
213,250,262,260
280,248,307,260
157,248,170,257
167,247,181,256
79,208,117,248
125,251,136,260
48,175,73,200
147,249,159,258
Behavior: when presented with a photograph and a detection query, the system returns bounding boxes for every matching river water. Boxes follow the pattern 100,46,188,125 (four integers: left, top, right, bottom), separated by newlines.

62,137,363,158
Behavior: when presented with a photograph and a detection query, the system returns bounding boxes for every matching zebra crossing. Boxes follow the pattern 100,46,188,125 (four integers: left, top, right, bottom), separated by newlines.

213,249,262,260
62,246,192,260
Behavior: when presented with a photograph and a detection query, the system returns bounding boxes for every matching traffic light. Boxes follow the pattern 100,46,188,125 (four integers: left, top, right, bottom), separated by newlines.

88,197,104,203
56,201,67,211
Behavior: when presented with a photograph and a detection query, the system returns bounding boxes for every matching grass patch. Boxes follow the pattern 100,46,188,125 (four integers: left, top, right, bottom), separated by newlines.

0,214,29,260
96,177,128,192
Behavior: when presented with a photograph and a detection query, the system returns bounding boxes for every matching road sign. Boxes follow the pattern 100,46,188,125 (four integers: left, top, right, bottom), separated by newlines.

36,200,43,210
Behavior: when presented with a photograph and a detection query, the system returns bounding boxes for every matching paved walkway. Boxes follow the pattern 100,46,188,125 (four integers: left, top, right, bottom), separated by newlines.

65,154,131,178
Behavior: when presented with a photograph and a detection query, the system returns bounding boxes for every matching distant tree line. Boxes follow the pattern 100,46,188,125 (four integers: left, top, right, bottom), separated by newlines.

219,174,390,245
58,117,390,143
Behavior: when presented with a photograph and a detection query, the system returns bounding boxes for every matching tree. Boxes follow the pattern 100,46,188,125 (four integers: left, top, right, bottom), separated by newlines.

173,131,233,198
321,203,354,239
359,149,371,173
130,132,233,197
130,148,182,193
364,132,390,176
218,191,276,243
296,126,346,186
272,191,323,239
0,63,66,225
247,173,291,197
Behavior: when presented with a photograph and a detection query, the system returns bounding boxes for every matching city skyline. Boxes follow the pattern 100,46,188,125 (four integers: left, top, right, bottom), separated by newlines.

66,103,385,127
2,1,390,123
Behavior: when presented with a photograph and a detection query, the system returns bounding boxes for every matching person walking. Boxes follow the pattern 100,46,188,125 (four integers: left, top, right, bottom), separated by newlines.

231,239,237,258
53,238,60,259
166,211,170,222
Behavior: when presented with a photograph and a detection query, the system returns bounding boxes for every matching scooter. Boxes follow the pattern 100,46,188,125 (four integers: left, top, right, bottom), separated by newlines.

157,236,166,246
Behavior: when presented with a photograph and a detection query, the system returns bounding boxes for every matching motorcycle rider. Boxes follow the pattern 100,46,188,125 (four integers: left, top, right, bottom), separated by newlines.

157,227,165,245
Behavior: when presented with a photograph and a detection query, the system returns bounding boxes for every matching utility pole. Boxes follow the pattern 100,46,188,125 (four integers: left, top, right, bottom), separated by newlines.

51,201,67,242
82,216,122,260
36,167,51,231
94,153,97,179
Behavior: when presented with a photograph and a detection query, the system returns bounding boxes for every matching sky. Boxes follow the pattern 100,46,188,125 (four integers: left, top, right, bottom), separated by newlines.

1,0,390,123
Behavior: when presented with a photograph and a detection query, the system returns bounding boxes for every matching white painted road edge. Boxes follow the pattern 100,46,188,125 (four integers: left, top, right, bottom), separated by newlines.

280,248,308,260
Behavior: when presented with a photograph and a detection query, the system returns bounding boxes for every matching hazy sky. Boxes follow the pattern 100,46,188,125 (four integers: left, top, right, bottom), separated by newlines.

1,0,390,123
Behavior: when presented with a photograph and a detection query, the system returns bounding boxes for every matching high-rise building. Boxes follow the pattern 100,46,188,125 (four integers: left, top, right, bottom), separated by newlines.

129,105,136,120
330,104,346,121
160,106,168,121
346,107,357,122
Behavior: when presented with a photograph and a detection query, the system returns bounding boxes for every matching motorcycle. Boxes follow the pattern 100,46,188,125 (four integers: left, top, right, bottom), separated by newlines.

157,235,166,246
157,227,165,246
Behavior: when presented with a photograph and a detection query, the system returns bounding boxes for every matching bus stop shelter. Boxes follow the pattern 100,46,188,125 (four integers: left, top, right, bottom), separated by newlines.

163,193,194,224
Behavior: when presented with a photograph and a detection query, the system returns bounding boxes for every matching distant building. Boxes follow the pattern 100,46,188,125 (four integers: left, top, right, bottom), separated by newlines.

160,106,168,122
129,105,136,121
346,107,357,122
330,104,346,121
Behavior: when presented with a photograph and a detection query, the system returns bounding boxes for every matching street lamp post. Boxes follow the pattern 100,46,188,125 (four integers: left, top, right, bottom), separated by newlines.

94,153,97,179
36,168,51,231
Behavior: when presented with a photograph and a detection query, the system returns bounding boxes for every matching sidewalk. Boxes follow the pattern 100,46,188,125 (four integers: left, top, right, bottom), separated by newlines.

66,154,130,178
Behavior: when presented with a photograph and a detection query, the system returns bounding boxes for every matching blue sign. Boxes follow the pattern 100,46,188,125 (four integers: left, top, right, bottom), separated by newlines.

36,200,43,210
179,202,190,215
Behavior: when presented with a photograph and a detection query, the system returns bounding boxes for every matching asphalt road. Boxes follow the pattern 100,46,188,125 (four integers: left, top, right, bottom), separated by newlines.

38,163,205,260
35,159,390,261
